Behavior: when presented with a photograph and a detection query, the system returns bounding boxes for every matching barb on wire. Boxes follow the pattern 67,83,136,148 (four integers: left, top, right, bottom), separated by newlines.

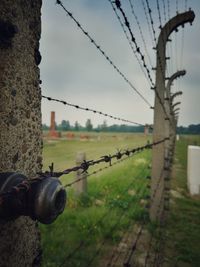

161,0,167,23
0,139,167,203
42,95,145,126
56,0,152,108
144,0,157,44
140,0,171,122
58,166,148,267
108,0,152,86
167,0,171,20
141,0,154,47
123,224,144,267
87,178,149,267
128,0,153,68
109,184,150,267
41,140,161,179
113,0,154,86
64,149,144,189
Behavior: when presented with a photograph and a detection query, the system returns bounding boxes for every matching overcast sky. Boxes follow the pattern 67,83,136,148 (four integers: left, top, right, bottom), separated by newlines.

40,0,200,127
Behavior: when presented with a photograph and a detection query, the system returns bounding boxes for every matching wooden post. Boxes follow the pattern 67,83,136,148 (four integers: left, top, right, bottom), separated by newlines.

150,11,195,221
74,152,87,195
0,1,42,266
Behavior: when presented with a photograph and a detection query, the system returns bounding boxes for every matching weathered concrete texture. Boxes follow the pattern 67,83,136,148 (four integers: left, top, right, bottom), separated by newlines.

0,1,42,266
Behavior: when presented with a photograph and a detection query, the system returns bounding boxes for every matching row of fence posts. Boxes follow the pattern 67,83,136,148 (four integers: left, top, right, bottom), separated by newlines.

73,11,195,224
0,2,195,266
149,10,194,222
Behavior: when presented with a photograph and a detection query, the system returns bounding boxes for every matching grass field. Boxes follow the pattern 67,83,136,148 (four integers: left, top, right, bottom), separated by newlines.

40,133,200,267
40,133,151,267
163,135,200,267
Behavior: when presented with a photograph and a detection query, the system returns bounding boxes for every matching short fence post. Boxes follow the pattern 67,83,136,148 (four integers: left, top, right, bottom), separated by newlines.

74,152,87,195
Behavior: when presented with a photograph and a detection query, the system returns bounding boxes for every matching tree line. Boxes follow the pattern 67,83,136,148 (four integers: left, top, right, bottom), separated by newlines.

42,119,200,134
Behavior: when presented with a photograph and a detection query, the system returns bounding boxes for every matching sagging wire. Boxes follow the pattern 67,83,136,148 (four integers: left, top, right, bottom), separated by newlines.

59,166,149,267
88,171,149,267
42,95,146,126
107,0,152,87
56,0,152,108
128,0,153,69
113,0,154,87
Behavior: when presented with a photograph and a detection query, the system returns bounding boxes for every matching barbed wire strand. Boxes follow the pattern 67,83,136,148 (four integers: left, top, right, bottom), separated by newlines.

56,0,152,108
86,183,148,267
58,166,148,267
42,95,145,126
144,0,157,44
128,0,153,68
64,154,137,189
107,0,152,87
124,163,166,266
108,175,152,266
0,139,166,205
161,0,167,23
113,0,154,87
140,1,173,122
141,0,154,47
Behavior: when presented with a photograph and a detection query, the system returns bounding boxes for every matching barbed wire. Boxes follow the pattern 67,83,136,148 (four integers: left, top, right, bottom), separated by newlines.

0,139,167,206
113,0,154,87
144,190,167,267
156,0,163,28
140,0,172,122
128,0,153,68
88,177,149,267
121,166,166,266
141,0,154,47
56,0,152,108
107,0,152,87
64,154,136,189
161,0,167,23
167,0,171,21
176,0,179,14
42,95,146,126
123,223,145,267
144,0,157,44
106,222,133,266
41,140,164,179
58,167,148,267
86,190,145,267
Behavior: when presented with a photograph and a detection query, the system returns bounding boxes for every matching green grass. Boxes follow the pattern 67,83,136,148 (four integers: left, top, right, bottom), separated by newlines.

164,135,200,267
40,133,151,267
40,133,200,267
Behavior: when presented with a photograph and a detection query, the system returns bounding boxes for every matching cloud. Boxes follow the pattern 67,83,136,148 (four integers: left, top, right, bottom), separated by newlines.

40,0,200,127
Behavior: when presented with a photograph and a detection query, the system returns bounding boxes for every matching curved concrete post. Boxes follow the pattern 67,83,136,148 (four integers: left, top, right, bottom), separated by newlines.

150,11,195,221
170,91,183,102
165,71,186,160
172,101,181,109
166,71,186,166
166,70,186,99
173,107,180,113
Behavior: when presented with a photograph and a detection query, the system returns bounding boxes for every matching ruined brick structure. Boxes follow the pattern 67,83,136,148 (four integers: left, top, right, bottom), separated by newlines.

49,111,60,138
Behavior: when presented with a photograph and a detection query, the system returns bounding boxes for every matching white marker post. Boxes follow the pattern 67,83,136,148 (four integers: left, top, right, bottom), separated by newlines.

187,146,200,195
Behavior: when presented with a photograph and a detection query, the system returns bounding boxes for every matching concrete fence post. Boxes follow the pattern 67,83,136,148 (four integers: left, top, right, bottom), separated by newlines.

0,1,42,266
74,152,87,195
150,11,195,221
